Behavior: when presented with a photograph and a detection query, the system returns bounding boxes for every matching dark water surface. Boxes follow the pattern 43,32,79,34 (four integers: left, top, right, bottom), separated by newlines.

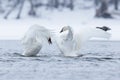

0,40,120,80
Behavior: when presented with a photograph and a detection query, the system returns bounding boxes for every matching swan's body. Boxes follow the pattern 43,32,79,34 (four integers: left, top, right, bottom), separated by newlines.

56,26,111,57
21,24,111,57
21,25,52,56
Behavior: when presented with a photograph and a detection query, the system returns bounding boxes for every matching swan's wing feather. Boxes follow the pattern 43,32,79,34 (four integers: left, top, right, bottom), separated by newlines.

21,25,54,56
21,25,52,45
91,27,111,39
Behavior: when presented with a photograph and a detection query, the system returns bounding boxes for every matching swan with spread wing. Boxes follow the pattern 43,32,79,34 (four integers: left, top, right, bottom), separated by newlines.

21,25,111,57
56,26,111,57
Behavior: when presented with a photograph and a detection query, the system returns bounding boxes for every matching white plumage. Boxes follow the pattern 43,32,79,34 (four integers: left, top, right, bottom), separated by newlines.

21,24,111,57
56,26,111,57
21,25,52,56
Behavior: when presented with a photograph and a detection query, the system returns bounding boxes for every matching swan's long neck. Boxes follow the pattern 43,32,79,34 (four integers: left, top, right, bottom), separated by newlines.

66,26,73,40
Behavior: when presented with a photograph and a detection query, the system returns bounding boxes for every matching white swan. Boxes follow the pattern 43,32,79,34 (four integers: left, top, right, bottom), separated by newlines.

56,26,111,57
21,25,52,56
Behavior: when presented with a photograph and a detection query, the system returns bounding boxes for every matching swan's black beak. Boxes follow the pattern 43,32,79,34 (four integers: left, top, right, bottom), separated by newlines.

60,28,63,33
96,26,111,31
48,37,52,44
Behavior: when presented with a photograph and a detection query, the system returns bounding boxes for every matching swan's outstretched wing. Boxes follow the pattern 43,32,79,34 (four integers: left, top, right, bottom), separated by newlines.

21,25,52,56
90,26,111,39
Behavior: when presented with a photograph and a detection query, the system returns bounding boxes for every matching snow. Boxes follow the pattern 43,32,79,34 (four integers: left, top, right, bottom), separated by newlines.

0,8,120,41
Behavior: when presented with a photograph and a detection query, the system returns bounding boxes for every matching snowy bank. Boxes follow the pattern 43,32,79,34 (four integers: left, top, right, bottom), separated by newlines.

0,9,120,41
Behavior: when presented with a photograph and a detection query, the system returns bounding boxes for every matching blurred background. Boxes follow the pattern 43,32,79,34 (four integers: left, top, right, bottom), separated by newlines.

0,0,119,19
0,0,120,40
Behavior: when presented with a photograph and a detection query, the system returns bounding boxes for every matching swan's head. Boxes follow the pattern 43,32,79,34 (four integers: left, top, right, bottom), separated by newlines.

60,26,70,33
96,26,111,31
